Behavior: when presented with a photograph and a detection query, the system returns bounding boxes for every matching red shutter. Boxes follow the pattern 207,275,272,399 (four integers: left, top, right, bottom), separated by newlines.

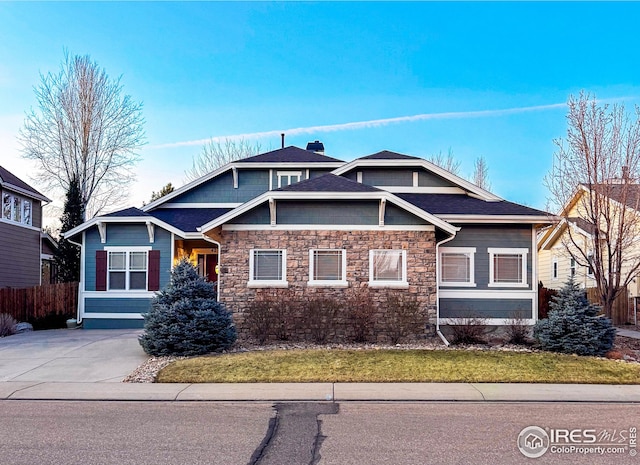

148,250,161,291
96,250,107,291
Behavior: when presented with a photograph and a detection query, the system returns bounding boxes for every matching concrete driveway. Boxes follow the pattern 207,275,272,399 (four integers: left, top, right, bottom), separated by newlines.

0,329,148,383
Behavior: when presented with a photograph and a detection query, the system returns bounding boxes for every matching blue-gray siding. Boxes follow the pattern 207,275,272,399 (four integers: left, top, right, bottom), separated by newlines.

84,297,152,315
83,318,145,329
229,200,430,226
442,225,533,290
172,170,269,203
440,298,533,319
84,224,172,291
341,168,458,188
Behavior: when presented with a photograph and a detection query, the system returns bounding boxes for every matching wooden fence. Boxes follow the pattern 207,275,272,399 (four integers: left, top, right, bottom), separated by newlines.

0,282,78,322
586,287,631,325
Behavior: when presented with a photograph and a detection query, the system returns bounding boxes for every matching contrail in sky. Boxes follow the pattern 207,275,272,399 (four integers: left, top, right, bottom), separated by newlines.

149,101,570,150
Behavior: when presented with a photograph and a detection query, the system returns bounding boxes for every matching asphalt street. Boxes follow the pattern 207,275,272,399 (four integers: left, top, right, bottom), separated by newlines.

1,401,639,465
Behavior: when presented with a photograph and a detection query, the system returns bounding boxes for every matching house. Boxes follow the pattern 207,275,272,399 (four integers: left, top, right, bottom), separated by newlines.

0,166,51,288
65,144,552,339
538,182,640,315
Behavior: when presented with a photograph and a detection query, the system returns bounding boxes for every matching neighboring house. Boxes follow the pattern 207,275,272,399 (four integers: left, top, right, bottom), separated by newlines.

41,231,58,284
65,144,552,336
539,183,640,298
0,166,51,288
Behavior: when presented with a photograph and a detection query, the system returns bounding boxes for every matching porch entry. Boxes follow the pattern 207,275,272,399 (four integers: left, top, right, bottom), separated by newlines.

197,253,219,284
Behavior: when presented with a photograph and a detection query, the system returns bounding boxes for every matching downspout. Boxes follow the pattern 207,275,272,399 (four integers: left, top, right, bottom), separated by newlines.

202,235,222,300
435,233,456,346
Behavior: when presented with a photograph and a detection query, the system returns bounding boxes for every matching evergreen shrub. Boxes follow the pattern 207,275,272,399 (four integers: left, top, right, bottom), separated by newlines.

533,279,616,356
139,259,236,356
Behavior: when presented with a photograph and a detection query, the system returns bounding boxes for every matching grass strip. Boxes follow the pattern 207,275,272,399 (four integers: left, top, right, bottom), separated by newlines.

156,349,640,384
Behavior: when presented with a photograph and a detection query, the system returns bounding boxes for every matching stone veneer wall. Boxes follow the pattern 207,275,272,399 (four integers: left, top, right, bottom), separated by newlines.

218,229,437,342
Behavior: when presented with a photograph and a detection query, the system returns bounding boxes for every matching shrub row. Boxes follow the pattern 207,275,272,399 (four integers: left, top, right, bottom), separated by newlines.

242,288,425,344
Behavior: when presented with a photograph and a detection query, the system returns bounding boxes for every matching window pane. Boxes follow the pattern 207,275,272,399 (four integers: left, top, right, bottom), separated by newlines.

130,252,147,270
109,271,126,290
130,271,147,290
373,250,403,281
22,200,31,225
314,250,342,280
12,196,21,223
108,252,126,270
494,254,522,283
441,253,470,282
253,251,283,280
2,194,11,220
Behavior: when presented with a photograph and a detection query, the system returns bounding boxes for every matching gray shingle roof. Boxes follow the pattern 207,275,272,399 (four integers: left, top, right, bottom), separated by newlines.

0,165,48,200
398,193,550,216
277,174,381,193
238,146,343,163
359,150,421,160
149,208,232,232
102,207,151,218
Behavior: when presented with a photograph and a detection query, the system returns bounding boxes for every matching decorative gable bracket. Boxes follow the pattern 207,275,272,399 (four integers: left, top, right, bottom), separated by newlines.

379,198,386,226
97,222,107,243
232,166,238,189
146,221,155,243
269,198,276,226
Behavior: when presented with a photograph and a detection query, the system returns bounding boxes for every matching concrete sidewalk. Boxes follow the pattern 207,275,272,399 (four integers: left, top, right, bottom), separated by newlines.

1,381,639,402
1,328,639,403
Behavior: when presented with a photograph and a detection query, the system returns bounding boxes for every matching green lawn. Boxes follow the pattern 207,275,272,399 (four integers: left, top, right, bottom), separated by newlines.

156,349,640,384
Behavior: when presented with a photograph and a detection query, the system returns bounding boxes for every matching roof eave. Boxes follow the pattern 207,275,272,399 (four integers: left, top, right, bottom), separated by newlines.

1,182,51,203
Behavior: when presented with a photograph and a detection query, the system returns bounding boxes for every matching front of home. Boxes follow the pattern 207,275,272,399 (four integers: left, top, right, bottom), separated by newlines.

66,145,552,339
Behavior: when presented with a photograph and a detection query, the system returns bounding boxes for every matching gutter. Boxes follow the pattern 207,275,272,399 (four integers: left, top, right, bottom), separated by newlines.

435,233,457,346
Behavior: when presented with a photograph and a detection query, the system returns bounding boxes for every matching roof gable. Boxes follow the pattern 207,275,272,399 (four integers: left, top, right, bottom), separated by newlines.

359,150,421,160
0,165,50,202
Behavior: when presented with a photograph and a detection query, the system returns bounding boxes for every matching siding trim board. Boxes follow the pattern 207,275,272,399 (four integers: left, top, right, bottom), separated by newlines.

222,224,436,231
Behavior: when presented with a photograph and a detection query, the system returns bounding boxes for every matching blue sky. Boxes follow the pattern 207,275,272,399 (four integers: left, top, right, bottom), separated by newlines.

2,2,640,224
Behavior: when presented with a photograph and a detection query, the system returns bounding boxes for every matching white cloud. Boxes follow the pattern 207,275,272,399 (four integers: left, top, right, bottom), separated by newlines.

149,102,569,150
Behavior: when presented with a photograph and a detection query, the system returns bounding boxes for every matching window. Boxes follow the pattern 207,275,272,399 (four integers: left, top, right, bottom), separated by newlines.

570,258,576,278
309,249,347,286
277,171,302,188
587,252,594,277
370,250,407,287
249,249,287,287
1,192,32,226
439,247,476,287
552,256,558,280
107,250,148,290
488,248,528,287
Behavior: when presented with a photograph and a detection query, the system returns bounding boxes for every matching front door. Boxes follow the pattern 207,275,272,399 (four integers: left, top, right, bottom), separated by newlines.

197,254,218,284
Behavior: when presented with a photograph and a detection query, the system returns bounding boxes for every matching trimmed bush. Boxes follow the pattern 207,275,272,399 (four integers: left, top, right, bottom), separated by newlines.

347,287,375,343
505,311,531,345
449,314,488,345
533,279,616,356
139,258,236,356
384,292,423,344
301,296,342,343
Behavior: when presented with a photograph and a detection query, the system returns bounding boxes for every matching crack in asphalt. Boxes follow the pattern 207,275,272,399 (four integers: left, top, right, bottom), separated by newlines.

248,402,340,465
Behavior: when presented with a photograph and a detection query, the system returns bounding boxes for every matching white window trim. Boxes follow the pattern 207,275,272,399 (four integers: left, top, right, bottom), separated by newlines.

488,247,528,288
551,255,558,281
368,249,408,288
248,249,288,288
439,247,476,287
308,249,348,287
2,192,33,226
276,171,302,188
104,246,151,292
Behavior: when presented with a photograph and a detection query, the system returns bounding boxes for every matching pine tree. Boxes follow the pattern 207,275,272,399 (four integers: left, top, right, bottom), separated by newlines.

138,258,237,356
55,176,84,282
533,278,616,356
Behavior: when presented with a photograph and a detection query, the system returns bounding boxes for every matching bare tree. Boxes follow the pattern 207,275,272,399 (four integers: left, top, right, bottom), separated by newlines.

545,92,640,318
472,156,491,190
427,148,461,175
185,138,262,181
20,52,145,219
